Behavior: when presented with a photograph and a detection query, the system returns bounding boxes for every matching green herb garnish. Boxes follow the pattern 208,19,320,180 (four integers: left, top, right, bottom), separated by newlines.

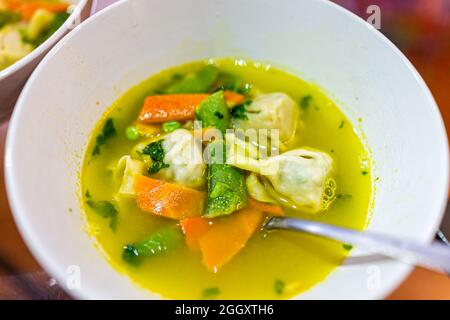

274,279,285,295
143,139,169,174
143,140,165,161
231,100,252,120
86,200,118,232
343,243,353,251
339,121,345,129
361,170,368,176
92,118,116,156
148,161,170,174
202,287,220,299
300,95,312,110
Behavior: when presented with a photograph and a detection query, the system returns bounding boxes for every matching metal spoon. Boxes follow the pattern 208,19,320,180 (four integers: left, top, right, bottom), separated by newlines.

265,216,450,273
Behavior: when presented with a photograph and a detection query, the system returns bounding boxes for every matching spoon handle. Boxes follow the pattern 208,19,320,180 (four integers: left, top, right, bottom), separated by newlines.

265,217,450,273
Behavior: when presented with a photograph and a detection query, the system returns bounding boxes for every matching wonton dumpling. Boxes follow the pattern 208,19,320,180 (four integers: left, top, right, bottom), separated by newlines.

232,93,300,143
246,173,276,204
263,149,335,213
160,129,206,188
226,135,335,213
115,155,144,196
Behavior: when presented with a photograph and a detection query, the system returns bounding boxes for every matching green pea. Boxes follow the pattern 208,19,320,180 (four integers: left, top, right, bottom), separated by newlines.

162,121,181,133
125,126,140,140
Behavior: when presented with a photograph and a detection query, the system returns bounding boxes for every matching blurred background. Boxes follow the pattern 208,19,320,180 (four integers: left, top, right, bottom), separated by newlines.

334,0,450,138
0,0,449,299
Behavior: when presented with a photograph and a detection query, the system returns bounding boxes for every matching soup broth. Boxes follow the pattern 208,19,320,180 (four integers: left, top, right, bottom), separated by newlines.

81,58,372,299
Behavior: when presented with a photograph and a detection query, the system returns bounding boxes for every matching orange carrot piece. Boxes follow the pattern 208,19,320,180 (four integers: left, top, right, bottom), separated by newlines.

138,91,245,123
198,208,264,271
223,91,245,105
247,198,284,216
180,217,212,251
134,175,205,220
138,94,208,123
5,1,70,20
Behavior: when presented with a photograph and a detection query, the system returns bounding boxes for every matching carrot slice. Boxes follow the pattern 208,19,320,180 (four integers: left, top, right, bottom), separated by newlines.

223,91,245,105
134,175,205,220
180,217,212,251
247,198,284,216
5,1,70,20
139,94,208,123
138,91,245,123
198,208,264,271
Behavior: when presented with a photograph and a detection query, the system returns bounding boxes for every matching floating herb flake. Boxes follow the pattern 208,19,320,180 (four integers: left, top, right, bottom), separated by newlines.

86,200,118,232
92,118,116,156
143,139,170,174
274,279,285,295
343,243,353,251
202,287,220,299
231,100,252,120
300,95,312,110
336,194,352,201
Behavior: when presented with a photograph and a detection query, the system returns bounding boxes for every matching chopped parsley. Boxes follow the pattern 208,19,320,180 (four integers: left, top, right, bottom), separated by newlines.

86,200,118,232
148,161,170,174
231,100,252,120
274,279,285,295
339,121,345,129
300,95,312,110
202,287,220,299
143,139,170,174
92,118,116,156
343,243,353,251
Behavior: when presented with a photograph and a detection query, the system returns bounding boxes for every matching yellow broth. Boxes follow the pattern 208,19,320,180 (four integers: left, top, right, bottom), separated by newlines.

81,58,372,299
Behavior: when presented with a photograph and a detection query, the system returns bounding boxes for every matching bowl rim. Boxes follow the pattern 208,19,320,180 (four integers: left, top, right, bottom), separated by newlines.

0,0,89,81
5,0,449,300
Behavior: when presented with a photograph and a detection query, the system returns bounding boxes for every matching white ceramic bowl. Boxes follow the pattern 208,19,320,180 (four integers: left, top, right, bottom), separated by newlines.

0,0,90,121
5,0,449,299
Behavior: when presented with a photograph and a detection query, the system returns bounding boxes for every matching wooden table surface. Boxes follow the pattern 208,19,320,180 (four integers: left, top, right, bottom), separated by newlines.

1,0,450,300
